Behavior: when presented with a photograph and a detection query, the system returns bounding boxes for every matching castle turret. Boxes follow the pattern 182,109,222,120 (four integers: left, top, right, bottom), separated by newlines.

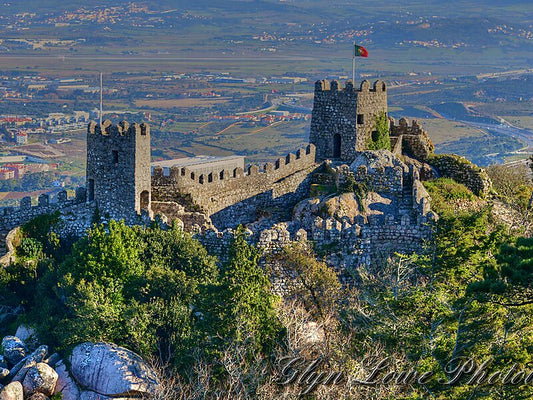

86,120,151,221
309,79,388,162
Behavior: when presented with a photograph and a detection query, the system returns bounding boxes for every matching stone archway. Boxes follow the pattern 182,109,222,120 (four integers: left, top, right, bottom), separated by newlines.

140,190,150,211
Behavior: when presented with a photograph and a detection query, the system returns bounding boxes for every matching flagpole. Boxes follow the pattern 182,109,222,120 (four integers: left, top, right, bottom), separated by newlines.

99,72,103,126
352,43,356,85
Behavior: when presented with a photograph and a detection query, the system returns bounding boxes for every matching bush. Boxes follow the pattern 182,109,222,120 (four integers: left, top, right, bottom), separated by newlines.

366,112,391,151
486,163,533,211
424,177,477,215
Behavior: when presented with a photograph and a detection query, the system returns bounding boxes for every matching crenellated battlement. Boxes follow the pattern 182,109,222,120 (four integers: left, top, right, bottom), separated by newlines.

310,78,388,161
390,117,426,136
0,187,90,232
152,144,316,188
314,79,386,93
389,117,435,161
151,144,317,227
87,120,150,137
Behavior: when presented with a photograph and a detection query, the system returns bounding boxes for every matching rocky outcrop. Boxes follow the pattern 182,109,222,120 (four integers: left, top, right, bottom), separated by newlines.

70,342,159,398
350,149,408,195
1,338,26,366
0,331,159,400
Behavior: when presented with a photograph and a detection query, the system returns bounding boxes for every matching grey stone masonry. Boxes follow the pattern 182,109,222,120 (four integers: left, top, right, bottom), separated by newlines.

86,120,152,223
151,145,318,229
389,117,435,162
309,79,387,162
0,190,91,233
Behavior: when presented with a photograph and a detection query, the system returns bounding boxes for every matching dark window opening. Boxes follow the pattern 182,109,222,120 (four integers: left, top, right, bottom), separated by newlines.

199,175,204,184
88,179,95,202
357,114,364,124
333,134,342,158
233,168,238,178
112,150,119,164
208,173,213,183
372,131,379,142
220,170,225,180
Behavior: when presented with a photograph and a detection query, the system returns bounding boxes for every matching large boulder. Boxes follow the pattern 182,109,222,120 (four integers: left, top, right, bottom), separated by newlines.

0,382,23,400
53,360,80,400
1,337,26,365
294,191,392,228
350,149,408,174
70,343,159,397
14,326,38,350
22,363,58,397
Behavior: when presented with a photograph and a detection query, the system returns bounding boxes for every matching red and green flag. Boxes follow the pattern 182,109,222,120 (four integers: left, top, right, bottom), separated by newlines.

354,44,369,58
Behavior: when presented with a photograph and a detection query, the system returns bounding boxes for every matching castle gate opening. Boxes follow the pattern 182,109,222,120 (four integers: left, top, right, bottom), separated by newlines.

333,134,341,158
140,190,150,211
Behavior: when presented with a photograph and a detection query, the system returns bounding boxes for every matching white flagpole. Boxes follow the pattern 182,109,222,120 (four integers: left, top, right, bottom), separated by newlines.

99,72,103,125
352,43,356,84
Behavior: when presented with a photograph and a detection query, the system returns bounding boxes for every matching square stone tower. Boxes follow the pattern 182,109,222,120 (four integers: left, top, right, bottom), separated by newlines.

86,120,151,222
309,79,387,162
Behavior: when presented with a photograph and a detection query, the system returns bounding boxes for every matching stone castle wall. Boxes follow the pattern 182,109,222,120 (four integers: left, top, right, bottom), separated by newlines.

0,188,95,236
309,80,387,162
428,153,492,197
86,120,151,223
151,145,318,229
390,118,435,162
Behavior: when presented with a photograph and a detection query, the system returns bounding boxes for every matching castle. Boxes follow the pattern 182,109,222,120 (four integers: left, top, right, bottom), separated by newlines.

0,78,491,280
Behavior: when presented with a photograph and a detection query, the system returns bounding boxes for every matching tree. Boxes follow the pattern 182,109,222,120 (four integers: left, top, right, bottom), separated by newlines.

214,226,282,352
270,242,341,321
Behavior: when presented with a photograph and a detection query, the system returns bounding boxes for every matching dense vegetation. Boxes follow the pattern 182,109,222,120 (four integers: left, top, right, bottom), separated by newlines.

366,112,392,151
0,173,532,398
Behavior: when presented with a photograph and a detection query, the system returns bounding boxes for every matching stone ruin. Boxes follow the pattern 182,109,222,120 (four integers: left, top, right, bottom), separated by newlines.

0,78,493,296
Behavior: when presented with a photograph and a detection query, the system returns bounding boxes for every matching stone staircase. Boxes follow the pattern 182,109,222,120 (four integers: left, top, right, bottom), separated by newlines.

0,228,18,266
397,172,415,225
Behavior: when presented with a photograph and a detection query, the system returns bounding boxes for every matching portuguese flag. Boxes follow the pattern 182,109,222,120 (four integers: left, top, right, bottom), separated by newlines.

354,44,369,57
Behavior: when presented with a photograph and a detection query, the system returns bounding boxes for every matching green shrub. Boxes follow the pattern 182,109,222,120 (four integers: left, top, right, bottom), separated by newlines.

424,177,477,215
366,111,391,151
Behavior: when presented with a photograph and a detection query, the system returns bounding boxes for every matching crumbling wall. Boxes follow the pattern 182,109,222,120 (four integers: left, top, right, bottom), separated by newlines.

0,188,89,233
390,118,435,162
428,154,492,197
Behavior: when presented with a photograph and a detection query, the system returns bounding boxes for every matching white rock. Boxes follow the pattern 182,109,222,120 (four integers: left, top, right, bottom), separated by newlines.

70,343,159,397
53,360,80,400
0,381,23,400
22,363,58,397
